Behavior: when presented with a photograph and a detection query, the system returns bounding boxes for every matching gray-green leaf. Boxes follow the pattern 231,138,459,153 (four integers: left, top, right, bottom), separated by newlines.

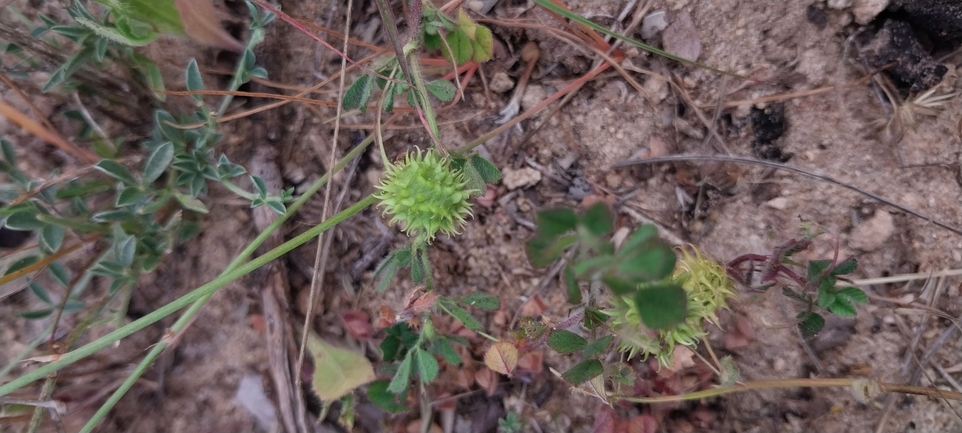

142,142,174,185
5,211,45,230
186,59,204,103
39,224,64,252
94,160,138,185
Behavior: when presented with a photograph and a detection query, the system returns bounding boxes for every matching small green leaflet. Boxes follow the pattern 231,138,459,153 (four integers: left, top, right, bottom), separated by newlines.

440,299,483,332
561,359,603,385
387,352,413,393
343,74,375,112
426,80,456,102
415,348,439,382
459,292,500,310
634,284,687,329
367,380,407,413
798,311,825,338
547,330,587,353
583,335,613,357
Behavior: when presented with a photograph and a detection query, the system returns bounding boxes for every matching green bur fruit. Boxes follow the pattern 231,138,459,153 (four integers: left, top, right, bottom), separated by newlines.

608,247,737,367
375,148,475,242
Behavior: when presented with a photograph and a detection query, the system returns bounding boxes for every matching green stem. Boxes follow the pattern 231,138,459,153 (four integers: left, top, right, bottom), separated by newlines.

219,179,257,201
373,0,440,145
0,194,376,399
406,54,441,145
72,137,376,432
25,378,56,433
215,28,266,117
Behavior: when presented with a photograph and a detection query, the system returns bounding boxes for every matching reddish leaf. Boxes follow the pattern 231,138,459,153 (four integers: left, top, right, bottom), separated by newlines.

450,362,475,390
474,367,498,396
734,315,756,340
408,289,438,313
626,414,658,433
519,294,548,318
484,342,519,375
248,314,266,334
593,405,618,433
476,184,497,208
396,287,437,322
341,310,373,340
517,350,544,375
377,306,396,328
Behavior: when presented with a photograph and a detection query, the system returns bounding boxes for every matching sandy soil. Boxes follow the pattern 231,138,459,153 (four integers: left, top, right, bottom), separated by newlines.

3,0,962,432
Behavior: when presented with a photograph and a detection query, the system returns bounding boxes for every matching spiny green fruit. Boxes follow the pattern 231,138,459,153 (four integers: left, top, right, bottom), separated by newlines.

375,148,475,242
608,246,736,367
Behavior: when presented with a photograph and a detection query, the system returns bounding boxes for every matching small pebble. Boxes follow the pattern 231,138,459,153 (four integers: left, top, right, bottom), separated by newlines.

827,0,853,9
773,358,787,371
849,211,896,252
662,11,702,61
853,0,889,25
641,10,668,39
489,71,515,93
764,197,789,210
502,167,543,190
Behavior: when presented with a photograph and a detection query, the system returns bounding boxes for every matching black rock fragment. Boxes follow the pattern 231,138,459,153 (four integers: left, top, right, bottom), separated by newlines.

891,0,962,46
858,19,947,91
807,5,828,30
750,104,792,163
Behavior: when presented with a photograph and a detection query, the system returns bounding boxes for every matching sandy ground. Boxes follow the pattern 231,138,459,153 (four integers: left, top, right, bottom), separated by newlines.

3,0,962,432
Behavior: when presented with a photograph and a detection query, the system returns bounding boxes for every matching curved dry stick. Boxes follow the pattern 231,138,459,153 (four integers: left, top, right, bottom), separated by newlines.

612,377,962,404
609,154,962,237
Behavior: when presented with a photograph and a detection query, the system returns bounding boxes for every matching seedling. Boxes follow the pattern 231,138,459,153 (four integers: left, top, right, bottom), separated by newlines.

726,235,867,337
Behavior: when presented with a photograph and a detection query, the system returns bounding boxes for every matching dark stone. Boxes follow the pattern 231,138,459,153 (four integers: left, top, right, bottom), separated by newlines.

806,5,828,30
750,104,792,163
750,105,786,145
858,19,947,91
892,0,962,46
